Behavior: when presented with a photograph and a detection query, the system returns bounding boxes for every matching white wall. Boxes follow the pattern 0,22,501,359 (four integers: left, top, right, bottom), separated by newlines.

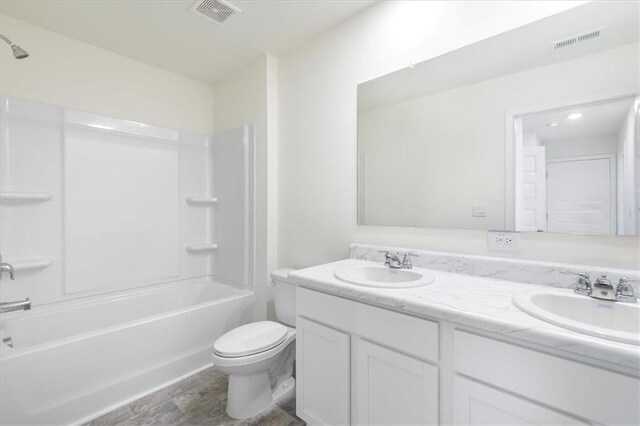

358,45,636,230
213,55,278,321
524,133,542,147
545,134,619,159
279,0,640,270
0,15,213,134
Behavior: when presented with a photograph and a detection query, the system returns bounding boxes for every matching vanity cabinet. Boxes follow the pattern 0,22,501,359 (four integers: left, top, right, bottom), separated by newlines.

354,339,438,425
296,287,640,426
296,287,440,425
453,330,640,426
296,317,350,425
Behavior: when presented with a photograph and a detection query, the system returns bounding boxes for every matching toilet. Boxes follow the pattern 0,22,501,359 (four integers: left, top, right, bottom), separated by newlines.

212,268,297,419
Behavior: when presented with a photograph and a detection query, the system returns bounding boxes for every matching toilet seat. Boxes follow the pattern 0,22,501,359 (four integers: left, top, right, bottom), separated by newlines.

212,327,296,368
214,321,288,358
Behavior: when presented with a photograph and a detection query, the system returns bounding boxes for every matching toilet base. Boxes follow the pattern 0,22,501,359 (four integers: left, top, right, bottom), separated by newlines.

273,376,295,403
226,373,295,419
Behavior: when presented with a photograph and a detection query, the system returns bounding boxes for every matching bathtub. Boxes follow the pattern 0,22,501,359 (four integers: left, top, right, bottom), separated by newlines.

0,279,254,425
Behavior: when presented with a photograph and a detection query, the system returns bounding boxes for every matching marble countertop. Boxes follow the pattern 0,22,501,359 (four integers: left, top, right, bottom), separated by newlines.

289,259,640,372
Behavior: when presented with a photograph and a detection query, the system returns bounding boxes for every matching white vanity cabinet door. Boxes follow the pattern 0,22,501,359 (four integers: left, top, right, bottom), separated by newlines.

296,316,350,425
453,376,587,426
354,339,438,425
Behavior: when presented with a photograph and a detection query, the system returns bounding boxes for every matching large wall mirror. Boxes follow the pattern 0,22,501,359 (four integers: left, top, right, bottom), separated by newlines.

357,1,639,236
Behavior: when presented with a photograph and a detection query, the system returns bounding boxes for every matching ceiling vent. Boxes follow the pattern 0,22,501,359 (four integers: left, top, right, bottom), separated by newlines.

551,27,604,50
191,0,241,23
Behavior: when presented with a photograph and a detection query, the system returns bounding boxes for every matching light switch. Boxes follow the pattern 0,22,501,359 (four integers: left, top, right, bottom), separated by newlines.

472,202,487,217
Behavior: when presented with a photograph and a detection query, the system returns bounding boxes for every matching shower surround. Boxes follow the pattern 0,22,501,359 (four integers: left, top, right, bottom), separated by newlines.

0,96,256,424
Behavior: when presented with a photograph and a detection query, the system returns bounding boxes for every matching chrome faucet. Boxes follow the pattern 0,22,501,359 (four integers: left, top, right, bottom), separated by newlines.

0,298,31,313
380,251,403,269
561,271,592,296
379,251,417,269
0,253,31,313
562,271,638,303
591,275,616,301
615,277,638,303
0,254,15,281
401,252,418,269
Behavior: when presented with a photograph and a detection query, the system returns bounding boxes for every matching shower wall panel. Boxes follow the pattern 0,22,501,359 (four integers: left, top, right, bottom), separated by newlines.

0,97,219,305
211,126,255,288
64,124,180,294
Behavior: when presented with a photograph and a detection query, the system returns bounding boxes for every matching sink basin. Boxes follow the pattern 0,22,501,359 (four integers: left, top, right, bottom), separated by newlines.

334,264,435,288
512,289,639,345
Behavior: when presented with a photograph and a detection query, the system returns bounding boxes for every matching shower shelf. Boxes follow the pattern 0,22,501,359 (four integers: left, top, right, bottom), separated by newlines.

185,196,218,205
0,191,53,202
8,256,54,271
185,243,218,253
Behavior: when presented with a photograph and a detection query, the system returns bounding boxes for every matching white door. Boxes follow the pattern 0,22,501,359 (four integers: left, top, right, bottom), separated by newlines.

453,376,586,425
547,156,615,235
296,317,350,425
354,339,438,426
519,146,547,232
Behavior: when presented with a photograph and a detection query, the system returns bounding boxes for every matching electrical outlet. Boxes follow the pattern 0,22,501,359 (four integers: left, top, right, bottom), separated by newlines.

487,231,520,250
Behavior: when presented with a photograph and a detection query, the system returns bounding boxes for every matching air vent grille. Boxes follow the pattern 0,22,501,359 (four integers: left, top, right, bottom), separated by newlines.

191,0,241,23
551,27,604,50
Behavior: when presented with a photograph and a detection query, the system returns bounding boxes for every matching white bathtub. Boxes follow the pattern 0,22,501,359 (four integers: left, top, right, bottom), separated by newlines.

0,279,254,425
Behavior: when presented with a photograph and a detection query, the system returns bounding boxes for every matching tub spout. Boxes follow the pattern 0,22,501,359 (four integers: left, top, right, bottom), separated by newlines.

0,298,31,313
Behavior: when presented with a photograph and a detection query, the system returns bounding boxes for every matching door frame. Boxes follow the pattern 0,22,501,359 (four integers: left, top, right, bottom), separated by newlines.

505,87,638,231
546,154,617,235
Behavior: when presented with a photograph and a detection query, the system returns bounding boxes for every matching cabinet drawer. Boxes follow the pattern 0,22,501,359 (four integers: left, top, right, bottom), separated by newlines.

454,330,640,425
297,287,438,362
453,376,586,425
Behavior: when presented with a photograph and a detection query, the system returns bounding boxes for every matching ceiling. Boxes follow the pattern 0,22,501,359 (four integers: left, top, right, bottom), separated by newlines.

0,0,376,84
358,1,638,112
522,98,635,141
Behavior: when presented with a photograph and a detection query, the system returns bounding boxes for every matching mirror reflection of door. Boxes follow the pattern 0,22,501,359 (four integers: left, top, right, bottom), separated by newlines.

520,146,547,232
547,156,614,235
515,96,639,235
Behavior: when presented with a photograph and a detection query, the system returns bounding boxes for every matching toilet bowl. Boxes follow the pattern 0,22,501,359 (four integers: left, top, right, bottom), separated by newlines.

212,269,297,419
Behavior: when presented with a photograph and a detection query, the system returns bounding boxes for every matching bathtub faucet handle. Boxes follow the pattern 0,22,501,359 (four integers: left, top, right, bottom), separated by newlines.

0,253,15,281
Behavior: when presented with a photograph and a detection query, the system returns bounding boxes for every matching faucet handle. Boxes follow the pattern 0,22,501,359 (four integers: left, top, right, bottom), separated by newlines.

401,252,418,269
378,250,392,261
560,270,590,279
616,277,638,303
0,262,15,281
378,251,402,268
378,250,393,265
561,270,592,296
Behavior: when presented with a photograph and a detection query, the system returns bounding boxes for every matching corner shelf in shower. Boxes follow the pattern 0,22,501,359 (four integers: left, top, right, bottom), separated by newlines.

0,191,53,202
185,196,218,205
8,256,54,271
185,243,218,253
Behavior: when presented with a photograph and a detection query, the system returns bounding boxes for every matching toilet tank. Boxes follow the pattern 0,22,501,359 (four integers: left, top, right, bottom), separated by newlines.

271,268,297,327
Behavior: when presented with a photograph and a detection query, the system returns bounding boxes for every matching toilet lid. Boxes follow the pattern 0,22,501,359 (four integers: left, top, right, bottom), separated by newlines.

214,321,288,357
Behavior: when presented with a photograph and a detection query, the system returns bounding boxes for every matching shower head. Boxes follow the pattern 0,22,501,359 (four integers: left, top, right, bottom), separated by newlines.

11,44,29,59
0,34,29,59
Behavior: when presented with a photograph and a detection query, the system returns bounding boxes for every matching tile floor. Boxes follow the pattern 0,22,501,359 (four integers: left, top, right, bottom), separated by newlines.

85,367,305,425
